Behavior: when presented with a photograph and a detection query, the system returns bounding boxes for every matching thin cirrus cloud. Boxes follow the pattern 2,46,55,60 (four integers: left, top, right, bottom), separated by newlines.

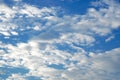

0,0,120,80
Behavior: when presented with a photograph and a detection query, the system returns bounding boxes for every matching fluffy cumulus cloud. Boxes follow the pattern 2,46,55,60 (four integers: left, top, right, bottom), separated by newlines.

1,39,120,80
0,0,120,80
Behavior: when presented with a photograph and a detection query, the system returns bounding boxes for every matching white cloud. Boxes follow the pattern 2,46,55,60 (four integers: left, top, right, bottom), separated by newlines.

1,37,120,80
19,5,56,17
60,33,95,46
90,48,120,73
10,31,18,35
0,4,16,20
0,0,120,80
6,74,26,80
0,31,10,36
105,35,114,42
61,48,120,80
0,3,56,37
0,0,119,38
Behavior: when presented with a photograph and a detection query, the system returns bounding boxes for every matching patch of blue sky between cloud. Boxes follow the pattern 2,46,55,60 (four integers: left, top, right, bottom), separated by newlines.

81,27,120,53
0,66,29,79
0,0,120,80
21,0,97,15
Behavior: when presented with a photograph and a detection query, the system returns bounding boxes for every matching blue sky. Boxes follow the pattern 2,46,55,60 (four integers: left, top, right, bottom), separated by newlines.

0,0,120,80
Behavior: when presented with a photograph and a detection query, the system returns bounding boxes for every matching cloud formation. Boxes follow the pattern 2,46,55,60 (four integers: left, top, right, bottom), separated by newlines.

0,0,120,80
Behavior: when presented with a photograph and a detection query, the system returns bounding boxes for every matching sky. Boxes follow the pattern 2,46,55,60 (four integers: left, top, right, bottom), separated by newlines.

0,0,120,80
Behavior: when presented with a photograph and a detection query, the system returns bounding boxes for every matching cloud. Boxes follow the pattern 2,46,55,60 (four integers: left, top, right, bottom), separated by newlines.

62,48,120,80
105,35,114,42
6,74,26,80
0,0,120,40
0,0,120,80
1,39,120,80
